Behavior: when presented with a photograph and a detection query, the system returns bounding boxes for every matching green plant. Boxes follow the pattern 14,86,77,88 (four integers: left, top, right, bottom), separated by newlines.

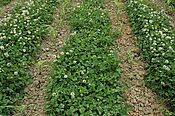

14,104,26,115
127,48,134,65
0,0,12,7
0,0,57,115
45,0,128,115
164,0,175,7
36,60,46,72
114,0,122,15
125,0,175,114
48,25,57,45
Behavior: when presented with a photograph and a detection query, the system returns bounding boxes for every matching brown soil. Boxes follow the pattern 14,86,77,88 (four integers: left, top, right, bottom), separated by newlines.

21,27,69,115
104,0,165,115
13,1,80,116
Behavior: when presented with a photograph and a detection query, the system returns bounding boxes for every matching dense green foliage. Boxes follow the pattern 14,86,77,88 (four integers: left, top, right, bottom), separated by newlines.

0,0,57,115
164,0,175,7
45,0,127,115
0,0,12,7
125,0,175,113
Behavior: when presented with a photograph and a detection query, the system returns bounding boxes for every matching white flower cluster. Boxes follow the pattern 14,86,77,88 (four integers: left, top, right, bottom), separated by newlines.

127,0,175,72
0,0,54,77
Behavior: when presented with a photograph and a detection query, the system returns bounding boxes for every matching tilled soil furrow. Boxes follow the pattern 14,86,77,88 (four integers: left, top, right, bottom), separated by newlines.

22,27,69,116
104,0,164,115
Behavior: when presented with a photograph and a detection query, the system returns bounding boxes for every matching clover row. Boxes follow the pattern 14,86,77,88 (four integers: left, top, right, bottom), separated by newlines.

164,0,175,7
0,0,13,7
126,0,175,113
45,0,128,115
0,0,57,115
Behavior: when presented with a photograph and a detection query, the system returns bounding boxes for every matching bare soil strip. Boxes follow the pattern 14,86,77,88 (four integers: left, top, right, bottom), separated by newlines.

104,0,164,115
13,1,80,116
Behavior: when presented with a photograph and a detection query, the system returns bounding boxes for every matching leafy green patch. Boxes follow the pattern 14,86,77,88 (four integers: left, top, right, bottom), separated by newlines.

125,0,175,114
164,0,175,7
0,0,12,7
0,0,57,115
45,0,128,115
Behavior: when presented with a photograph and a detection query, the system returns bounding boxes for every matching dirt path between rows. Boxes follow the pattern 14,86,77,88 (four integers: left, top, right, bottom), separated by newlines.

104,0,165,115
13,1,80,116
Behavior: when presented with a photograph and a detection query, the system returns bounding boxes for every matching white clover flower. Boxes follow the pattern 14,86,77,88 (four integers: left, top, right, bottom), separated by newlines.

163,65,170,71
149,20,153,23
151,58,155,62
70,31,76,36
158,47,163,51
64,75,68,78
60,104,65,108
163,28,168,32
153,42,157,45
23,49,26,52
82,80,86,83
81,71,84,75
60,52,64,55
142,28,147,32
169,46,173,51
57,55,60,59
150,47,153,50
4,52,9,57
14,71,18,75
161,81,166,86
69,50,73,53
162,53,165,56
157,38,161,41
0,46,5,50
73,61,77,64
7,63,12,67
165,60,169,64
52,92,56,96
159,31,163,35
162,43,165,46
70,92,75,98
166,36,171,40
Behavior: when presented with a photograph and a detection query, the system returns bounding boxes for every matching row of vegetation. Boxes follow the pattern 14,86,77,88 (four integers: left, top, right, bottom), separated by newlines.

125,0,175,114
45,0,128,115
164,0,175,7
0,0,57,115
0,0,12,7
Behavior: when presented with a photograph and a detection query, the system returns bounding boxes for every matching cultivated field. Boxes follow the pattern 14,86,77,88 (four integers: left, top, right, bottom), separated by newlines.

0,0,175,115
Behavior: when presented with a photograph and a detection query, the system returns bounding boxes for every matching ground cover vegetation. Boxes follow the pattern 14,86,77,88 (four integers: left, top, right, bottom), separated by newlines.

125,0,175,114
0,0,57,115
164,0,175,7
0,0,12,7
45,0,128,115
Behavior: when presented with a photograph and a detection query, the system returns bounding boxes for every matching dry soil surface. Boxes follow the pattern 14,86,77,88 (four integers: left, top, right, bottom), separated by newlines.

104,0,165,115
